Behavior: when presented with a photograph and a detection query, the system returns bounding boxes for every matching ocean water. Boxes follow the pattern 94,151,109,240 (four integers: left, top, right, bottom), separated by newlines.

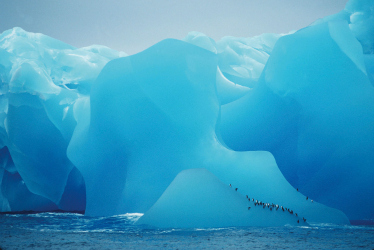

1,213,373,249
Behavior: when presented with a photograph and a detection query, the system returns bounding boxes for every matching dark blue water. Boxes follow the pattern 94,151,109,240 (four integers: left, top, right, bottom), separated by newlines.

1,213,373,249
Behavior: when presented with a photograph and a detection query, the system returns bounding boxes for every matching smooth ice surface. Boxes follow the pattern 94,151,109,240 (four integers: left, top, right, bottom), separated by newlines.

67,38,219,216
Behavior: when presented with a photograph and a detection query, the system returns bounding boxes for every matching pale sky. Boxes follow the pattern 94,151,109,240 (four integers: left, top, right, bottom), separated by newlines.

0,0,349,55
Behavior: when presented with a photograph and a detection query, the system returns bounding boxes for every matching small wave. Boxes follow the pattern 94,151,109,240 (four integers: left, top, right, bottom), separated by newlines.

114,213,144,217
194,227,228,232
112,213,144,223
26,212,84,218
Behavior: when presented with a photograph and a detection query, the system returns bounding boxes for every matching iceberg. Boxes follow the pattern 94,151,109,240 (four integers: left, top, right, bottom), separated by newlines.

0,0,373,227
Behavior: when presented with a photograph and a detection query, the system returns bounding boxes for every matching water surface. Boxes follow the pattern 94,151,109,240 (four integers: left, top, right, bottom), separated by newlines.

1,213,373,249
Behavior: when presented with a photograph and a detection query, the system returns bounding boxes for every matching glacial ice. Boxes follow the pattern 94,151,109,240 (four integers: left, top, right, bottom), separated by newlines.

0,0,373,227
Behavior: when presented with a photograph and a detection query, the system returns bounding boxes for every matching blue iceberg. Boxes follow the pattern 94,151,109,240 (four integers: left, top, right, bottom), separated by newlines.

0,0,373,227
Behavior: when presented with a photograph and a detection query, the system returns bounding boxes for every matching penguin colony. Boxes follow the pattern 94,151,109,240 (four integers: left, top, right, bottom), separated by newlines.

230,184,313,224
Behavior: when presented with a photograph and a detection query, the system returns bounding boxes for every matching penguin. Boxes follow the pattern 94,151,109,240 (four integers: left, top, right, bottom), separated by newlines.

295,213,298,217
235,188,238,191
306,196,308,200
248,207,251,210
230,184,232,187
246,195,248,198
297,188,298,192
297,220,299,223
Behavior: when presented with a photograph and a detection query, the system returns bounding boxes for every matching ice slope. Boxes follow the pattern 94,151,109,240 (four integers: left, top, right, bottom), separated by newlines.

137,169,349,228
136,169,308,228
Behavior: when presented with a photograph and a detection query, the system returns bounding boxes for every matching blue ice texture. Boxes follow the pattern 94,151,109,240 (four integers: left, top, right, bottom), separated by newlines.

0,0,373,227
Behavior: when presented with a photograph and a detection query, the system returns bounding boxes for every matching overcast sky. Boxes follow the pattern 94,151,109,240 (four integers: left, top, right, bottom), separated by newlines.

0,0,349,55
